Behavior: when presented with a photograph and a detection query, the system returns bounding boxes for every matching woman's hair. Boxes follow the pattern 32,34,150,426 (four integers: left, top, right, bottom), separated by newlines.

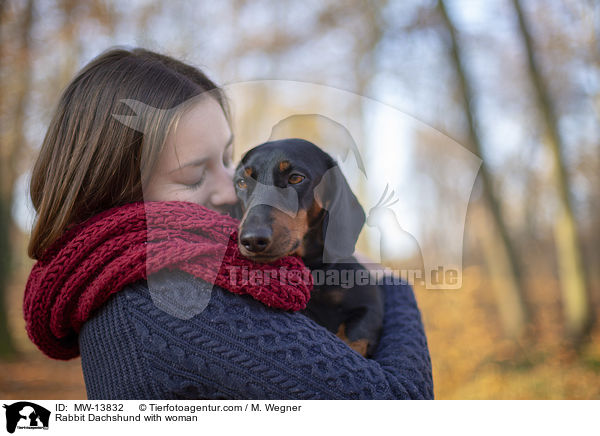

28,47,230,260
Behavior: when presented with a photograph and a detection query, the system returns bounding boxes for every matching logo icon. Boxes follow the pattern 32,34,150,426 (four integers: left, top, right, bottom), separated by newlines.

3,402,50,433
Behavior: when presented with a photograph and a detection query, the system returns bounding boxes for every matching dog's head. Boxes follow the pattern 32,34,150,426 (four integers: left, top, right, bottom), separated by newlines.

234,138,365,264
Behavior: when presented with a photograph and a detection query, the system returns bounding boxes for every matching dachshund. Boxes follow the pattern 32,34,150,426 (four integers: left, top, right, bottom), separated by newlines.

233,138,384,357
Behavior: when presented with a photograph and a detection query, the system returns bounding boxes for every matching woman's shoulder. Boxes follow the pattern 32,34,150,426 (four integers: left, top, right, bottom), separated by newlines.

79,270,299,360
81,270,288,333
78,271,320,399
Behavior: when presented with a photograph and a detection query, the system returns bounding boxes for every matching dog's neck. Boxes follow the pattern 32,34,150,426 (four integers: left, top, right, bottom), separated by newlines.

300,208,327,267
300,230,325,267
301,219,358,269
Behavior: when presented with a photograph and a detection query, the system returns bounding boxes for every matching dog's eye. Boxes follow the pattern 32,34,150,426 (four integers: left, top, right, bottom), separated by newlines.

236,179,248,189
288,174,305,185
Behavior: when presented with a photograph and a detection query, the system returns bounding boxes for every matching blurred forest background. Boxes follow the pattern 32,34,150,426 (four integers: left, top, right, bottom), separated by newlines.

0,0,599,399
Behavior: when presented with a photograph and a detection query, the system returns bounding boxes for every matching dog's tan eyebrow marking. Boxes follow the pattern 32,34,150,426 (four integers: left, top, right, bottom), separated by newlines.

244,167,253,177
278,160,290,172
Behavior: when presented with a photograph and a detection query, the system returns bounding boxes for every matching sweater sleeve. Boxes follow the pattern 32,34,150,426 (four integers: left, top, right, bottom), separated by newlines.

79,273,433,400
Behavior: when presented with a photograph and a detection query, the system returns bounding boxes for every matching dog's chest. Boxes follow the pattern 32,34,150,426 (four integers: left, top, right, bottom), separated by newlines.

301,285,347,333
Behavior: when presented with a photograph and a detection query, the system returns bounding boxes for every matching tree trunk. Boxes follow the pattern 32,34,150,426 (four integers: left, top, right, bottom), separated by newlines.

0,0,35,358
437,0,529,338
0,0,14,358
511,0,592,342
0,192,15,357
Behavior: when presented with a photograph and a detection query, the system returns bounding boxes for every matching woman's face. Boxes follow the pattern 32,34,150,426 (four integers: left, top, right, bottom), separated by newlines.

144,97,238,214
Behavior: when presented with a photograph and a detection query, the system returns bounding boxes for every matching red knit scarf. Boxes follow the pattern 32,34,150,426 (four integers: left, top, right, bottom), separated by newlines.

23,201,313,360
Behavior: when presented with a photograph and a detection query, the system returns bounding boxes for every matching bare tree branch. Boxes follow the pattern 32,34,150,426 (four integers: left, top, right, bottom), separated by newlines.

438,0,530,338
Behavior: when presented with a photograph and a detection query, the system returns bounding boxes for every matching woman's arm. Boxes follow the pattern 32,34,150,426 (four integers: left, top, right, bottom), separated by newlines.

79,273,433,400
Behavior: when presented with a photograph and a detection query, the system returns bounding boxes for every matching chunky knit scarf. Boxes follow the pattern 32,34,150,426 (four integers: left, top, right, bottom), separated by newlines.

23,201,313,360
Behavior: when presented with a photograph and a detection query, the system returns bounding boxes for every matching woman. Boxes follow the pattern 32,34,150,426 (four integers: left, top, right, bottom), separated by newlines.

24,47,433,399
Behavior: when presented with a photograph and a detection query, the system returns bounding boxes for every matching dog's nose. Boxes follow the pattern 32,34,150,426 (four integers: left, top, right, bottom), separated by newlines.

240,228,273,253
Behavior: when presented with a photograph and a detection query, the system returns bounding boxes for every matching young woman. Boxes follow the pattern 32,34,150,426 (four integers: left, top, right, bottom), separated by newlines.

23,47,433,399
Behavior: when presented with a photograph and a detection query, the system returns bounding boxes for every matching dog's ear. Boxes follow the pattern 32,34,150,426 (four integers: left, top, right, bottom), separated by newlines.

314,166,365,263
227,200,244,220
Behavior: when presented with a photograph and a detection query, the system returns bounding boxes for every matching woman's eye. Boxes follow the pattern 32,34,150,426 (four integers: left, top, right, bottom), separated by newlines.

288,174,305,184
186,173,206,190
236,179,248,189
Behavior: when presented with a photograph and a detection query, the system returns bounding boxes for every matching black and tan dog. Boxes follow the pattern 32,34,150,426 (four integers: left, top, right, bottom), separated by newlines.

234,138,384,356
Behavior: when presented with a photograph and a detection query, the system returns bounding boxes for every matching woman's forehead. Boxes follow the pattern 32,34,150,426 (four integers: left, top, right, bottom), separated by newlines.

165,98,231,164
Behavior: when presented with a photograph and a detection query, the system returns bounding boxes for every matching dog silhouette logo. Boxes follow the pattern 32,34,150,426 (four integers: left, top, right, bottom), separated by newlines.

3,402,50,433
113,82,483,290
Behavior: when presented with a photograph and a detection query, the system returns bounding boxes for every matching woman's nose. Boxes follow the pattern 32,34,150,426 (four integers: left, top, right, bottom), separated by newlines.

210,165,237,207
